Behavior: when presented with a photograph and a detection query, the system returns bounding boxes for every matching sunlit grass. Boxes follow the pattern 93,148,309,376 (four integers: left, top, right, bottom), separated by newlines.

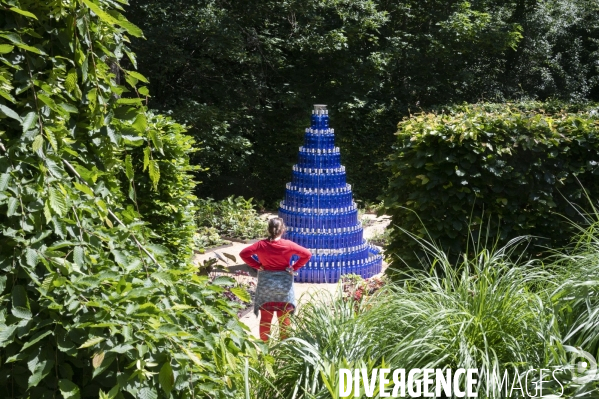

249,221,599,398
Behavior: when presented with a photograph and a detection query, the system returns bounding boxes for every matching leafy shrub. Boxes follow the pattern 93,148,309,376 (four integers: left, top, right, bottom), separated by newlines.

368,227,392,248
381,101,599,270
0,1,255,398
196,196,267,240
118,112,200,260
193,226,226,251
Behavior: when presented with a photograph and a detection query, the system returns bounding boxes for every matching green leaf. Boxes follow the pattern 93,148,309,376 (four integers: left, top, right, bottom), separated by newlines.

65,68,80,98
7,196,18,216
12,285,31,319
117,97,142,105
16,43,45,55
148,160,160,189
12,306,32,319
0,173,11,191
22,111,37,132
25,247,38,267
73,181,94,197
37,94,58,111
9,7,38,20
126,70,149,83
223,252,237,263
0,275,6,294
29,358,54,388
49,187,67,216
112,12,144,38
212,276,235,286
59,103,78,113
202,305,224,323
92,352,110,375
230,287,251,303
138,387,158,399
78,336,105,349
74,246,84,267
138,86,150,96
99,385,119,399
0,104,22,122
0,325,17,347
132,113,147,133
148,130,163,152
125,154,134,180
20,330,53,352
32,134,44,152
159,362,174,394
58,379,81,399
143,147,150,171
0,44,14,54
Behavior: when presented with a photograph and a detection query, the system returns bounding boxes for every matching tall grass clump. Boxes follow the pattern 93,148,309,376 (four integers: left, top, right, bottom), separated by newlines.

252,236,574,398
251,219,599,398
551,221,599,361
250,292,384,399
366,236,566,396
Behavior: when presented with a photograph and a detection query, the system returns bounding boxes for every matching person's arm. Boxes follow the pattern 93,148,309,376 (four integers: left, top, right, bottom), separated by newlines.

289,242,312,271
239,242,262,270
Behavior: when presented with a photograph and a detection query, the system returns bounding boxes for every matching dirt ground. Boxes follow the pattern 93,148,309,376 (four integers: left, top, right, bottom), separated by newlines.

193,213,391,338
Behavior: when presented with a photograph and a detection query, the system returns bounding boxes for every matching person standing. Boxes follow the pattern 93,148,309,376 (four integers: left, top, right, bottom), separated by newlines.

239,218,311,341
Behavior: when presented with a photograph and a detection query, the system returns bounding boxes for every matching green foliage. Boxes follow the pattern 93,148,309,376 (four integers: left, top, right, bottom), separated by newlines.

381,101,599,269
252,231,599,397
193,227,226,252
127,0,599,203
0,0,255,397
117,112,200,259
195,196,267,240
550,220,599,360
250,292,383,399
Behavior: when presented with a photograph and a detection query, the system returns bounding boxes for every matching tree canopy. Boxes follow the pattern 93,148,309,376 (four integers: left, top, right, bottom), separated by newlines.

127,0,599,204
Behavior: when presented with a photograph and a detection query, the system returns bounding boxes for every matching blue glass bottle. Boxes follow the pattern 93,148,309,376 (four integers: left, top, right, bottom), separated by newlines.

322,109,329,129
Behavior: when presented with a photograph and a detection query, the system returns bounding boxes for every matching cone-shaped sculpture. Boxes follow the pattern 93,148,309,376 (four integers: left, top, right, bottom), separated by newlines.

278,105,383,283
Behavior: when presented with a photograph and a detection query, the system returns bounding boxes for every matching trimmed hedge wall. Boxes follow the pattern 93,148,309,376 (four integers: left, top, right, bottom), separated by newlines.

381,102,599,271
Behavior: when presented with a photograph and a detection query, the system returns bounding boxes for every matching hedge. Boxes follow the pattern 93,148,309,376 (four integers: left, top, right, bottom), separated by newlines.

381,102,599,271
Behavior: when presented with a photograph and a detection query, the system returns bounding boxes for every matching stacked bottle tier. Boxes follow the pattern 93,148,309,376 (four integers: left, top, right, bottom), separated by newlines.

293,252,383,283
304,129,335,149
291,165,346,189
297,147,341,169
285,229,364,249
279,202,358,229
284,184,353,208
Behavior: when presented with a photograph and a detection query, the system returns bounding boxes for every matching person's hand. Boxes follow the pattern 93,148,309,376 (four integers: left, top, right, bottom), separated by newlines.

259,265,264,271
285,267,294,274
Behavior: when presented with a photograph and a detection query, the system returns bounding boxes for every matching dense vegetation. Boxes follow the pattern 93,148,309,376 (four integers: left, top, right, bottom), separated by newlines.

2,0,599,397
0,1,255,397
251,228,599,398
126,0,599,204
381,102,599,270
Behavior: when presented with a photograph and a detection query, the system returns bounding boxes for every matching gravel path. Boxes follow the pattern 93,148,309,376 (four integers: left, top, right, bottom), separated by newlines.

193,213,391,338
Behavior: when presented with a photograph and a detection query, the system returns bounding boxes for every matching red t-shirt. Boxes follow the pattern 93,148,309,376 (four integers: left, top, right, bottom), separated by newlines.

239,239,311,272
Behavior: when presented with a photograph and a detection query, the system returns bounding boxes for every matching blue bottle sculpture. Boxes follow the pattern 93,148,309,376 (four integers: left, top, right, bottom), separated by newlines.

278,104,383,283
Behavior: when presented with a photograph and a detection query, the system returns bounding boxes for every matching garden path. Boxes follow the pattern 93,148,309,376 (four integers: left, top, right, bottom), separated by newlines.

193,213,391,338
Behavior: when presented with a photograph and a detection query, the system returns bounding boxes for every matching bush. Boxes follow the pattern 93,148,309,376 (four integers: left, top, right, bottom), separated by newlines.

0,1,255,398
250,291,383,399
381,101,599,270
196,196,267,240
